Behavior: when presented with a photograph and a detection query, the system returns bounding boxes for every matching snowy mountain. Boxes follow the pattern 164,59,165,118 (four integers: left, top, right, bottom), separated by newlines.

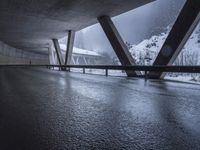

129,32,167,65
129,24,200,66
128,24,200,82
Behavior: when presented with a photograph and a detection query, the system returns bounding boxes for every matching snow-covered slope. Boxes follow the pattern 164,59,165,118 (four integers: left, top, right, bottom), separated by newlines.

129,32,167,65
129,24,200,65
128,24,200,82
182,25,200,55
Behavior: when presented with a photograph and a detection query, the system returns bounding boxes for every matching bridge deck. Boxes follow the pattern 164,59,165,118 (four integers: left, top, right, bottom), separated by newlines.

0,68,200,150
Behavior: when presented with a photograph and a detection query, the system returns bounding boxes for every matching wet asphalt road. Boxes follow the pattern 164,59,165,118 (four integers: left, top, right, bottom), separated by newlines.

0,67,200,150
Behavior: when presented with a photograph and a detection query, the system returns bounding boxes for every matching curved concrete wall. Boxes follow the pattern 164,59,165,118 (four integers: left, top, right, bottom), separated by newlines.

0,41,49,65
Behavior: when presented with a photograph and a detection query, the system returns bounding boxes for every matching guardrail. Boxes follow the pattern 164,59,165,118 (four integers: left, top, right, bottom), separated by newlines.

0,64,200,79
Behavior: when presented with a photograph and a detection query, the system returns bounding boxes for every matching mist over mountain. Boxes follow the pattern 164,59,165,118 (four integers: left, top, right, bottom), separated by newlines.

74,0,186,55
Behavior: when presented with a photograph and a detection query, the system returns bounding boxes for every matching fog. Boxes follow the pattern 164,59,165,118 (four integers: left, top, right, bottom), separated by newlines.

74,0,186,54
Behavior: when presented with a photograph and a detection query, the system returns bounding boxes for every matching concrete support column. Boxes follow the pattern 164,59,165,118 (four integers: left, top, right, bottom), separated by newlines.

149,0,200,79
48,46,55,65
98,16,141,77
65,30,75,65
52,39,64,65
48,48,51,65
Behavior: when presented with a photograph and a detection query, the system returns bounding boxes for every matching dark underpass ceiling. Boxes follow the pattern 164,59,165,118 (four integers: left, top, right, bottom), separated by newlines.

0,0,154,54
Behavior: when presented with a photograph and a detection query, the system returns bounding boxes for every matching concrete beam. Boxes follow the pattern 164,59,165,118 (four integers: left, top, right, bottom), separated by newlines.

98,16,141,77
52,39,64,65
149,0,200,79
65,31,75,65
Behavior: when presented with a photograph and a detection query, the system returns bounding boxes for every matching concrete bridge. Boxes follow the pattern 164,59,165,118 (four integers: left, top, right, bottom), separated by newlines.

49,44,104,65
61,44,103,65
0,0,199,149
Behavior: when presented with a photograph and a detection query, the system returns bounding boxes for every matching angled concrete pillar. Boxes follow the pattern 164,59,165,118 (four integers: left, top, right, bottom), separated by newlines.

48,46,56,65
65,30,75,65
52,39,64,65
98,16,142,77
149,0,200,79
48,48,51,65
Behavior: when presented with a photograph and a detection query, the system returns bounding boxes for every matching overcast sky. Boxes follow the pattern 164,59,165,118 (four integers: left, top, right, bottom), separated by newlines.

74,0,186,54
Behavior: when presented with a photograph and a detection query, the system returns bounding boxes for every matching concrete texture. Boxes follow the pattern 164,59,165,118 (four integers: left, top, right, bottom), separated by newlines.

0,67,200,150
0,41,49,64
65,31,75,65
53,39,64,65
0,0,154,54
0,55,48,65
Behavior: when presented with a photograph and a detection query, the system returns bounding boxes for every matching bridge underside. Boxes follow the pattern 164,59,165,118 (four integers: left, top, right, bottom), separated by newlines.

0,68,200,149
0,0,153,54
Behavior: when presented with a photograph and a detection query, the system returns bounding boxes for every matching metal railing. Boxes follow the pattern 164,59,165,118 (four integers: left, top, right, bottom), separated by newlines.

0,64,200,79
